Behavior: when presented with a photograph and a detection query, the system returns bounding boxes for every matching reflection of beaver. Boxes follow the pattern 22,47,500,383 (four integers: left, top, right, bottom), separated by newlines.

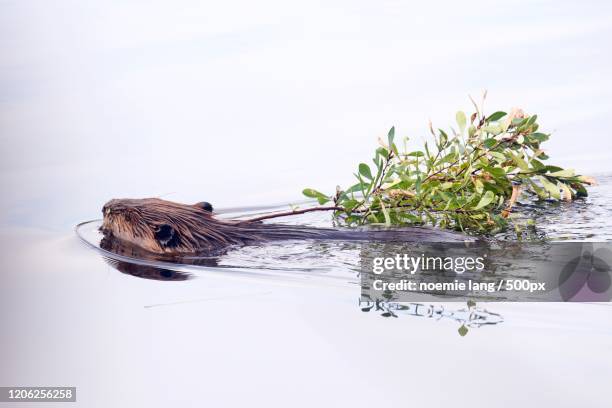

104,258,192,281
100,198,474,255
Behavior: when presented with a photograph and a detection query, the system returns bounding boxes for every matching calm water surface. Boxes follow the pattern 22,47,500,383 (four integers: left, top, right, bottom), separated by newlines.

2,174,612,408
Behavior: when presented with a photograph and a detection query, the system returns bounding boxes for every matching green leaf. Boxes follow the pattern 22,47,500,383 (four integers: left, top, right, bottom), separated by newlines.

482,181,505,195
510,152,530,171
548,168,575,178
526,114,538,126
302,188,331,204
544,165,564,173
527,179,547,199
487,111,507,122
358,163,373,180
406,151,424,157
530,158,545,171
438,131,448,147
473,190,495,210
458,324,468,337
573,183,588,198
538,176,560,199
456,111,467,133
375,147,388,159
530,132,549,142
473,178,484,194
483,166,506,179
379,198,391,226
482,124,503,135
389,142,399,156
387,126,395,148
345,182,366,194
468,125,476,138
342,199,361,211
559,182,573,200
415,175,422,195
356,173,368,197
490,151,506,163
483,138,498,149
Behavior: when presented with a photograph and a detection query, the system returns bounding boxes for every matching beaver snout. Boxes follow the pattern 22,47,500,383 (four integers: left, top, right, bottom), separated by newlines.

100,223,111,236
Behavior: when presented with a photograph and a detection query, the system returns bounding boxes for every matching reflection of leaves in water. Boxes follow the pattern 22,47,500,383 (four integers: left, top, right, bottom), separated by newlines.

359,299,503,335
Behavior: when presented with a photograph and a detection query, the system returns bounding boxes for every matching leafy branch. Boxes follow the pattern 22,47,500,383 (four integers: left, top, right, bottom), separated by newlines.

249,97,594,234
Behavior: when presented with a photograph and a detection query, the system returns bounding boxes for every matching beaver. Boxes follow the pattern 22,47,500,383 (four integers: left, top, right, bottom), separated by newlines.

100,198,474,255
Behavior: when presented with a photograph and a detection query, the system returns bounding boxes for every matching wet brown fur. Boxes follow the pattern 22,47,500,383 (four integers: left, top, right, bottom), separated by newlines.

101,198,474,255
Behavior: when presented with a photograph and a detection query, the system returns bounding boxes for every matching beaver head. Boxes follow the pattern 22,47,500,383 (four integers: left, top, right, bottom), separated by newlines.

100,198,252,254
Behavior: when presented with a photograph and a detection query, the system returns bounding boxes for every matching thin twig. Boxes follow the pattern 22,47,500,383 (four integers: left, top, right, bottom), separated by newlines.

501,184,521,218
243,206,345,222
242,192,507,225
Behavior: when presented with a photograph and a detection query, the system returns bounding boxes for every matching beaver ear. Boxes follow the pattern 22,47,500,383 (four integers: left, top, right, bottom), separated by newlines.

194,201,213,212
153,224,180,248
